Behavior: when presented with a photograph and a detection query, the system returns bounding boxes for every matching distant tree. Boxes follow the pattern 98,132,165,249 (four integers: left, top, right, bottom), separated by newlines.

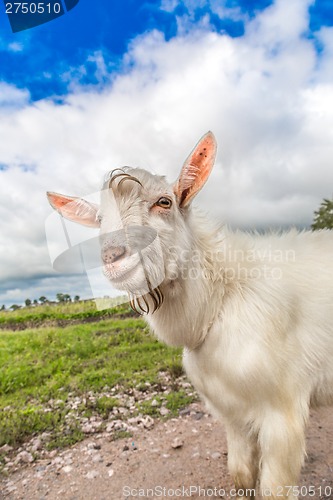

25,298,32,307
10,304,21,310
74,295,80,302
33,299,38,305
63,294,71,302
1,304,5,311
56,293,65,302
311,198,333,230
39,296,47,304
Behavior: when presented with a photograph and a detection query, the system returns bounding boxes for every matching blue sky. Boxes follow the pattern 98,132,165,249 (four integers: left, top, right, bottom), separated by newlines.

1,0,333,306
0,0,331,101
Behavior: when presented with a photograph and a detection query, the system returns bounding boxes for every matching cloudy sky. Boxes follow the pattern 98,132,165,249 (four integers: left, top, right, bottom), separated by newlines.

0,0,333,307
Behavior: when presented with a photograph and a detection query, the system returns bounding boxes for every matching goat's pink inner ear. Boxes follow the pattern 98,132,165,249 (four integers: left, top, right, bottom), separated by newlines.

46,192,100,228
174,131,217,208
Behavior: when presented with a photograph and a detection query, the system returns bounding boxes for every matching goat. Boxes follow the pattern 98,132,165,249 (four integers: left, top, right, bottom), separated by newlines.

47,132,333,499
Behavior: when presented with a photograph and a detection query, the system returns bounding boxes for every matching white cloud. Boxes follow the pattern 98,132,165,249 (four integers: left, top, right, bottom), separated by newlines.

160,0,179,13
0,82,30,108
8,42,24,52
246,0,313,45
314,26,333,82
1,0,333,304
0,32,30,53
160,0,245,21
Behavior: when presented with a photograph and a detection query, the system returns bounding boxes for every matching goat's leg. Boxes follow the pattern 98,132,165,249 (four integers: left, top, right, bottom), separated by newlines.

258,408,307,499
225,423,259,499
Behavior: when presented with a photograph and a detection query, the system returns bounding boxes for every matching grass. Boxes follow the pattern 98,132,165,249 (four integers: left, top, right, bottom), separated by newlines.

137,391,195,418
0,300,133,328
0,309,196,455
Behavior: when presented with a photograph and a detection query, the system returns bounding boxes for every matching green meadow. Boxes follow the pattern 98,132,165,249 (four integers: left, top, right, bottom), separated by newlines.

0,302,195,460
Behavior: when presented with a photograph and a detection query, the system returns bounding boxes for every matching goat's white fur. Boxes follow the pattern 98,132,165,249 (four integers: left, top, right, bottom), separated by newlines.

47,133,333,499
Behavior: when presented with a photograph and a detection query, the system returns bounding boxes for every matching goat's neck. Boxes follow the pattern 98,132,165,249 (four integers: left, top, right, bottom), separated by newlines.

146,222,224,349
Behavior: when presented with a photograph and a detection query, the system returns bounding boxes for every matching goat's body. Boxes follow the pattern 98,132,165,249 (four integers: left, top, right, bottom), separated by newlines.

48,132,333,499
147,222,333,498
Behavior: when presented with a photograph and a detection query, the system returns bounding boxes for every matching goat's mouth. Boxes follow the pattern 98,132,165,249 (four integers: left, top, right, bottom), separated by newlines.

103,256,153,293
103,261,139,285
103,252,166,304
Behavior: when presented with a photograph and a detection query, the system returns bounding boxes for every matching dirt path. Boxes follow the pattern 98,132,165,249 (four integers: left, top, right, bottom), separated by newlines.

1,403,333,500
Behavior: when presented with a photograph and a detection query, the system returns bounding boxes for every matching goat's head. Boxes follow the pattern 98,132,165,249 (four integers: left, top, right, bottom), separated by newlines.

47,132,217,313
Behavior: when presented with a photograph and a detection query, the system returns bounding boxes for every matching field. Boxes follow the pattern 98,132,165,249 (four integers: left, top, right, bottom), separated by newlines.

0,301,195,466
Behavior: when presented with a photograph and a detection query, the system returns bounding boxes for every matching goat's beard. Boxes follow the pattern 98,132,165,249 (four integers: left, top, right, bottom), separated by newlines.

127,255,165,315
129,286,164,315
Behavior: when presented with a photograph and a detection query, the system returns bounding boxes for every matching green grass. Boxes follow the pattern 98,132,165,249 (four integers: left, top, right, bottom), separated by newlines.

165,391,195,415
137,391,195,418
0,315,194,453
0,300,133,328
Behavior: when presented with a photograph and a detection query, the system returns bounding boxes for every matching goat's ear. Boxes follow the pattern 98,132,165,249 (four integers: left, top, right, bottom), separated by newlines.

174,131,217,208
46,192,100,228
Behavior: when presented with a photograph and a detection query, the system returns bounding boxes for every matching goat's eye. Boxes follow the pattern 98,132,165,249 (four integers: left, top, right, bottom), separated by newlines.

156,197,172,209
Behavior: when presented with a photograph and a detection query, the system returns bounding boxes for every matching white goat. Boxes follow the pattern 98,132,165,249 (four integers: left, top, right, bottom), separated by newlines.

47,132,333,499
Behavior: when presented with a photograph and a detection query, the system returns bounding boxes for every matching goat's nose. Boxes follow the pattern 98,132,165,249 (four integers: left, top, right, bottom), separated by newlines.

102,245,126,264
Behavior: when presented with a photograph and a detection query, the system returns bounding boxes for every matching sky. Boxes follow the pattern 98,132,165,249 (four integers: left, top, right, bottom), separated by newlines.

1,0,333,306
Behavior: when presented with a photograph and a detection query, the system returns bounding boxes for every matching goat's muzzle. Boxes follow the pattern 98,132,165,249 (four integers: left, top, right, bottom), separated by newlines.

99,226,165,315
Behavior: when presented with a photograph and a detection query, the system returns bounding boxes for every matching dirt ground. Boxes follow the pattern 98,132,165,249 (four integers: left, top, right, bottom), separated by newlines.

1,403,332,500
